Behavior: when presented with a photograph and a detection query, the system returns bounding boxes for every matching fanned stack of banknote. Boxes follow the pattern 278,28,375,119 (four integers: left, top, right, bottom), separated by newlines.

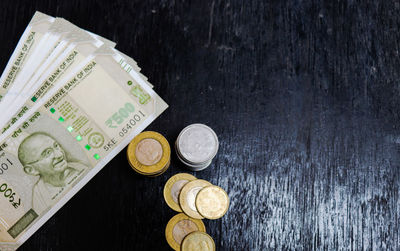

0,12,168,250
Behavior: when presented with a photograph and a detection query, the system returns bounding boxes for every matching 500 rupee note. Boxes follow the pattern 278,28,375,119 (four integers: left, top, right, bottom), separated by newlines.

0,28,105,132
0,18,81,119
0,51,167,250
0,45,152,134
0,12,55,101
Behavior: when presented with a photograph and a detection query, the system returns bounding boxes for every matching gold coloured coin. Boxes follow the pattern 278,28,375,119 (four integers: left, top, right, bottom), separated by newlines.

179,180,212,219
165,213,206,251
127,131,170,175
181,231,216,251
147,159,171,177
195,185,229,220
128,157,169,176
163,173,197,212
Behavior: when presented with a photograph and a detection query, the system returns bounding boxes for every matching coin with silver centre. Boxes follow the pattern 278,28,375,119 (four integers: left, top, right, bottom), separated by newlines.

163,173,197,212
165,213,206,251
135,138,163,165
179,179,212,219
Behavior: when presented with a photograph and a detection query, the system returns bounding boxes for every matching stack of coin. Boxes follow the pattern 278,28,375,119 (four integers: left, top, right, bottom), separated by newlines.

164,173,229,250
175,124,219,171
127,131,171,177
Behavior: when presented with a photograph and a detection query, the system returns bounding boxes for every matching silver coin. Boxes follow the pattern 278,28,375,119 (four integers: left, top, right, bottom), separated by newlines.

177,124,219,164
177,151,212,171
175,140,209,166
175,141,213,171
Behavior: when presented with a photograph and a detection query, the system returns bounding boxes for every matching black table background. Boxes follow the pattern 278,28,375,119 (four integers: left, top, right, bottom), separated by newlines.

0,0,399,250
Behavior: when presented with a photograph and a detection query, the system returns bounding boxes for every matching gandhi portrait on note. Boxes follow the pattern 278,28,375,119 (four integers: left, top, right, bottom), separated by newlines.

18,132,88,214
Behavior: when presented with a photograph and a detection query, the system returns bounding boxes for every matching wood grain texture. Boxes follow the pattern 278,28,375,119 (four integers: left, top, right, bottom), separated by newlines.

0,0,399,250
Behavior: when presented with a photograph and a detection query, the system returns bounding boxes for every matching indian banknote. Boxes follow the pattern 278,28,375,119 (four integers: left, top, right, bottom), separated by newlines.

0,12,55,101
0,35,168,250
0,26,104,130
0,17,101,120
0,12,152,132
0,45,153,134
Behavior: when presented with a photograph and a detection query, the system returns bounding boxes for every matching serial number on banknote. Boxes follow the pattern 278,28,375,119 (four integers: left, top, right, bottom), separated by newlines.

118,111,146,138
0,158,12,175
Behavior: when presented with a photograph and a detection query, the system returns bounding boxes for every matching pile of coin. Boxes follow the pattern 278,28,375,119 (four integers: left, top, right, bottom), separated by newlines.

175,124,219,171
127,131,171,177
164,173,229,250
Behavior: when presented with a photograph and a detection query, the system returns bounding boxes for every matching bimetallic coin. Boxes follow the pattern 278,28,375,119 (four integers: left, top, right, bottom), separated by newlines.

146,159,171,177
179,180,212,219
127,131,170,175
135,138,163,165
163,173,197,212
177,124,218,164
165,213,206,251
128,157,169,176
196,185,230,220
181,231,216,251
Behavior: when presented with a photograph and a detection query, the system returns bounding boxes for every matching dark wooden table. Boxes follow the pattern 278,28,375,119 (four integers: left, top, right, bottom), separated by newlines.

1,0,399,250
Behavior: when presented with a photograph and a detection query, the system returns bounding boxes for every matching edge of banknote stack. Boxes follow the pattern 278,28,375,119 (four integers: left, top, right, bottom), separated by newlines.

0,11,167,250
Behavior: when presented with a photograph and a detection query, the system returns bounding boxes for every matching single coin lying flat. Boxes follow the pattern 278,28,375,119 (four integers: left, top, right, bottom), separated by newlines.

195,185,230,220
181,231,216,251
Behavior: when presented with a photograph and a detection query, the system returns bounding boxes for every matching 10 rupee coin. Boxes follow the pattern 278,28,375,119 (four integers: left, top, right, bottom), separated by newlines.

163,173,197,212
127,131,170,176
165,213,206,251
179,179,212,219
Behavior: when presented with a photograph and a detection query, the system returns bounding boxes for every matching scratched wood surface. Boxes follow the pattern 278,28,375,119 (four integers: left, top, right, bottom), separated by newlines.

0,0,399,250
